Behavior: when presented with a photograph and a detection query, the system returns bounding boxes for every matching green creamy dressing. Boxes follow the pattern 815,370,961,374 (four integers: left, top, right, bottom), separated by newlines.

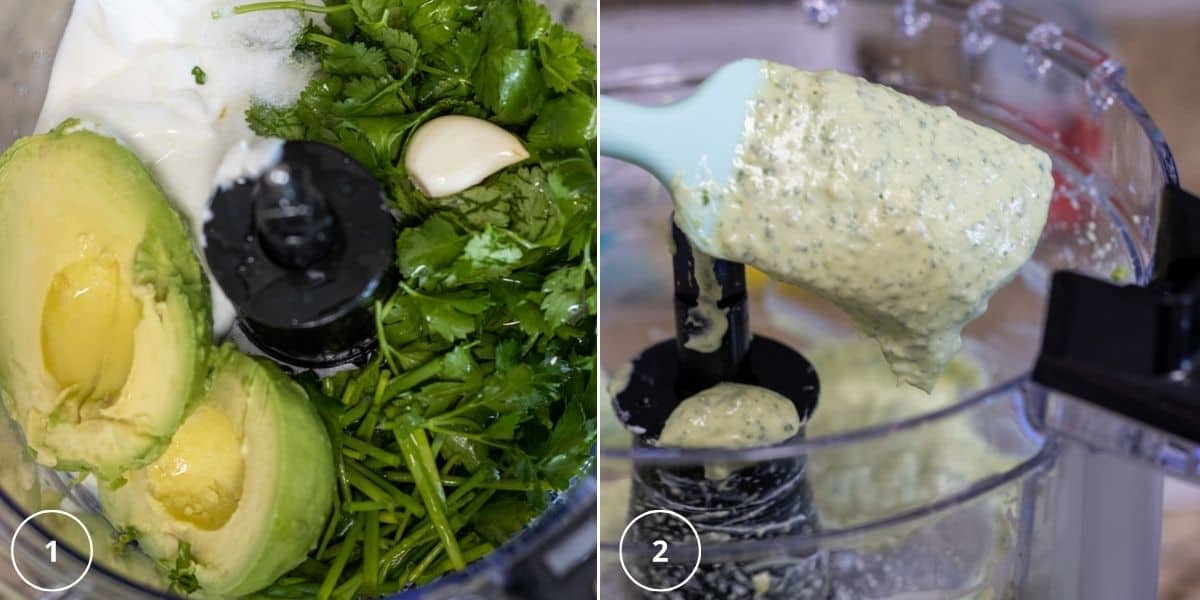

805,341,1014,529
674,65,1054,390
657,382,800,479
683,250,728,352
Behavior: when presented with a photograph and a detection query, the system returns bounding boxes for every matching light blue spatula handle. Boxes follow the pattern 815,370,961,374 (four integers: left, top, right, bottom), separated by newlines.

598,96,676,183
598,59,766,190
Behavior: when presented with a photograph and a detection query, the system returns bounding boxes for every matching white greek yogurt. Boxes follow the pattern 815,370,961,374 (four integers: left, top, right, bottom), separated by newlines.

36,0,317,335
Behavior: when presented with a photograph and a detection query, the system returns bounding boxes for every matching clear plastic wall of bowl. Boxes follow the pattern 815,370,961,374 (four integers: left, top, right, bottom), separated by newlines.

598,1,1175,598
0,1,597,598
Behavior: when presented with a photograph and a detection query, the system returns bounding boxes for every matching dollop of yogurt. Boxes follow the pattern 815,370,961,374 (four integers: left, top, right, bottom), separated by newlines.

674,65,1054,390
36,0,318,335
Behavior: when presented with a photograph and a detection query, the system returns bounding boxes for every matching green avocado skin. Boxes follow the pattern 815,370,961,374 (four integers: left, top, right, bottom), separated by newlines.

203,345,335,597
101,345,335,599
0,120,211,480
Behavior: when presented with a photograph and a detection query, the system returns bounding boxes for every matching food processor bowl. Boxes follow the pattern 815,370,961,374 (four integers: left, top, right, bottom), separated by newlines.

0,1,597,598
599,1,1176,598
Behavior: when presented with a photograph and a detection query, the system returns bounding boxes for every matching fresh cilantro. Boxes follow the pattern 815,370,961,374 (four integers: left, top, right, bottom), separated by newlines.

167,542,200,596
475,49,546,124
112,526,139,556
541,263,590,329
323,43,390,78
191,66,207,85
234,0,596,595
527,93,596,149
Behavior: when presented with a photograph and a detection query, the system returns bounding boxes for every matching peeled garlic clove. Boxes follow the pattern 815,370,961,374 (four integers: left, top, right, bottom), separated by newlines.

404,115,529,198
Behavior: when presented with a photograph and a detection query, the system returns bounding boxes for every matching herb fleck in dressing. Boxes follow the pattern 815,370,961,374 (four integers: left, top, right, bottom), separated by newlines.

657,383,800,479
674,65,1054,390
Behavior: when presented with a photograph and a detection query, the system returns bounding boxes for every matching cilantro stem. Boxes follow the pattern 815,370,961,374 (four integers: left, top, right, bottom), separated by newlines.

317,519,360,600
404,543,443,585
342,436,402,467
417,543,495,586
317,495,343,557
232,1,352,15
303,31,344,50
331,576,361,600
374,300,402,375
377,489,487,581
362,511,380,593
355,370,391,438
343,500,393,512
344,469,398,509
345,459,426,516
424,425,512,449
384,511,411,537
425,399,482,425
396,428,465,570
444,469,490,503
384,356,444,394
416,64,458,79
379,521,441,578
382,471,530,492
337,361,377,426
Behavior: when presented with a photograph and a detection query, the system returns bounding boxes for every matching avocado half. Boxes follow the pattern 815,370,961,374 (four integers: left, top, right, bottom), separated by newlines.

102,345,335,597
0,122,211,480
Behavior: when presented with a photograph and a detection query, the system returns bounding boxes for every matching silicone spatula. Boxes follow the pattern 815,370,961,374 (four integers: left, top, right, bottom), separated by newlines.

599,59,766,249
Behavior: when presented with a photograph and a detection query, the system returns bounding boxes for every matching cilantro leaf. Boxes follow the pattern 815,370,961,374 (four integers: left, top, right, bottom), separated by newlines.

379,29,420,79
323,42,390,77
167,542,200,596
396,215,468,280
537,24,588,93
246,103,305,140
475,49,546,124
540,264,588,328
526,93,596,149
403,0,477,50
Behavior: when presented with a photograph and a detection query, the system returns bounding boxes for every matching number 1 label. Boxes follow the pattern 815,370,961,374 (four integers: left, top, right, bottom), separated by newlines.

45,540,57,564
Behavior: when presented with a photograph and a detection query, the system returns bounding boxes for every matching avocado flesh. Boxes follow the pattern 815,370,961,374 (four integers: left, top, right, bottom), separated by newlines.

102,345,335,598
0,122,211,480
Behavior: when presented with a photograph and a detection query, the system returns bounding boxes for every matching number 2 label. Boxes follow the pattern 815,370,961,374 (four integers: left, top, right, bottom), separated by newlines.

45,540,57,564
651,540,668,563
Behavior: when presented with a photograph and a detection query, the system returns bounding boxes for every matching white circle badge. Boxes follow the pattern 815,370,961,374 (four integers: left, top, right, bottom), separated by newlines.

618,509,702,593
10,509,93,592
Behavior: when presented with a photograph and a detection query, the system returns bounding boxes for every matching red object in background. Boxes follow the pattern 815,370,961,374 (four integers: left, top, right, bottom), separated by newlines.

1049,171,1083,225
1047,113,1105,227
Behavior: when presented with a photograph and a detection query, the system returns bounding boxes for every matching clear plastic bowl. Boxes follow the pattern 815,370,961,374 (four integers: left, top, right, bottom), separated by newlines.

598,1,1175,598
0,1,597,598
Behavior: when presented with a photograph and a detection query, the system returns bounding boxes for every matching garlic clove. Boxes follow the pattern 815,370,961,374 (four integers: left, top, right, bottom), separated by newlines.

404,115,530,198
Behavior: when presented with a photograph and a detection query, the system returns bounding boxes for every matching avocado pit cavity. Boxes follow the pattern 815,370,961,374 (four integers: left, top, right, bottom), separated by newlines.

41,251,140,409
146,403,245,530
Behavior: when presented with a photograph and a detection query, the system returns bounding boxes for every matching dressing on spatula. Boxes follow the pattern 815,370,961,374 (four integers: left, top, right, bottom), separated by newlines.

600,61,1053,390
